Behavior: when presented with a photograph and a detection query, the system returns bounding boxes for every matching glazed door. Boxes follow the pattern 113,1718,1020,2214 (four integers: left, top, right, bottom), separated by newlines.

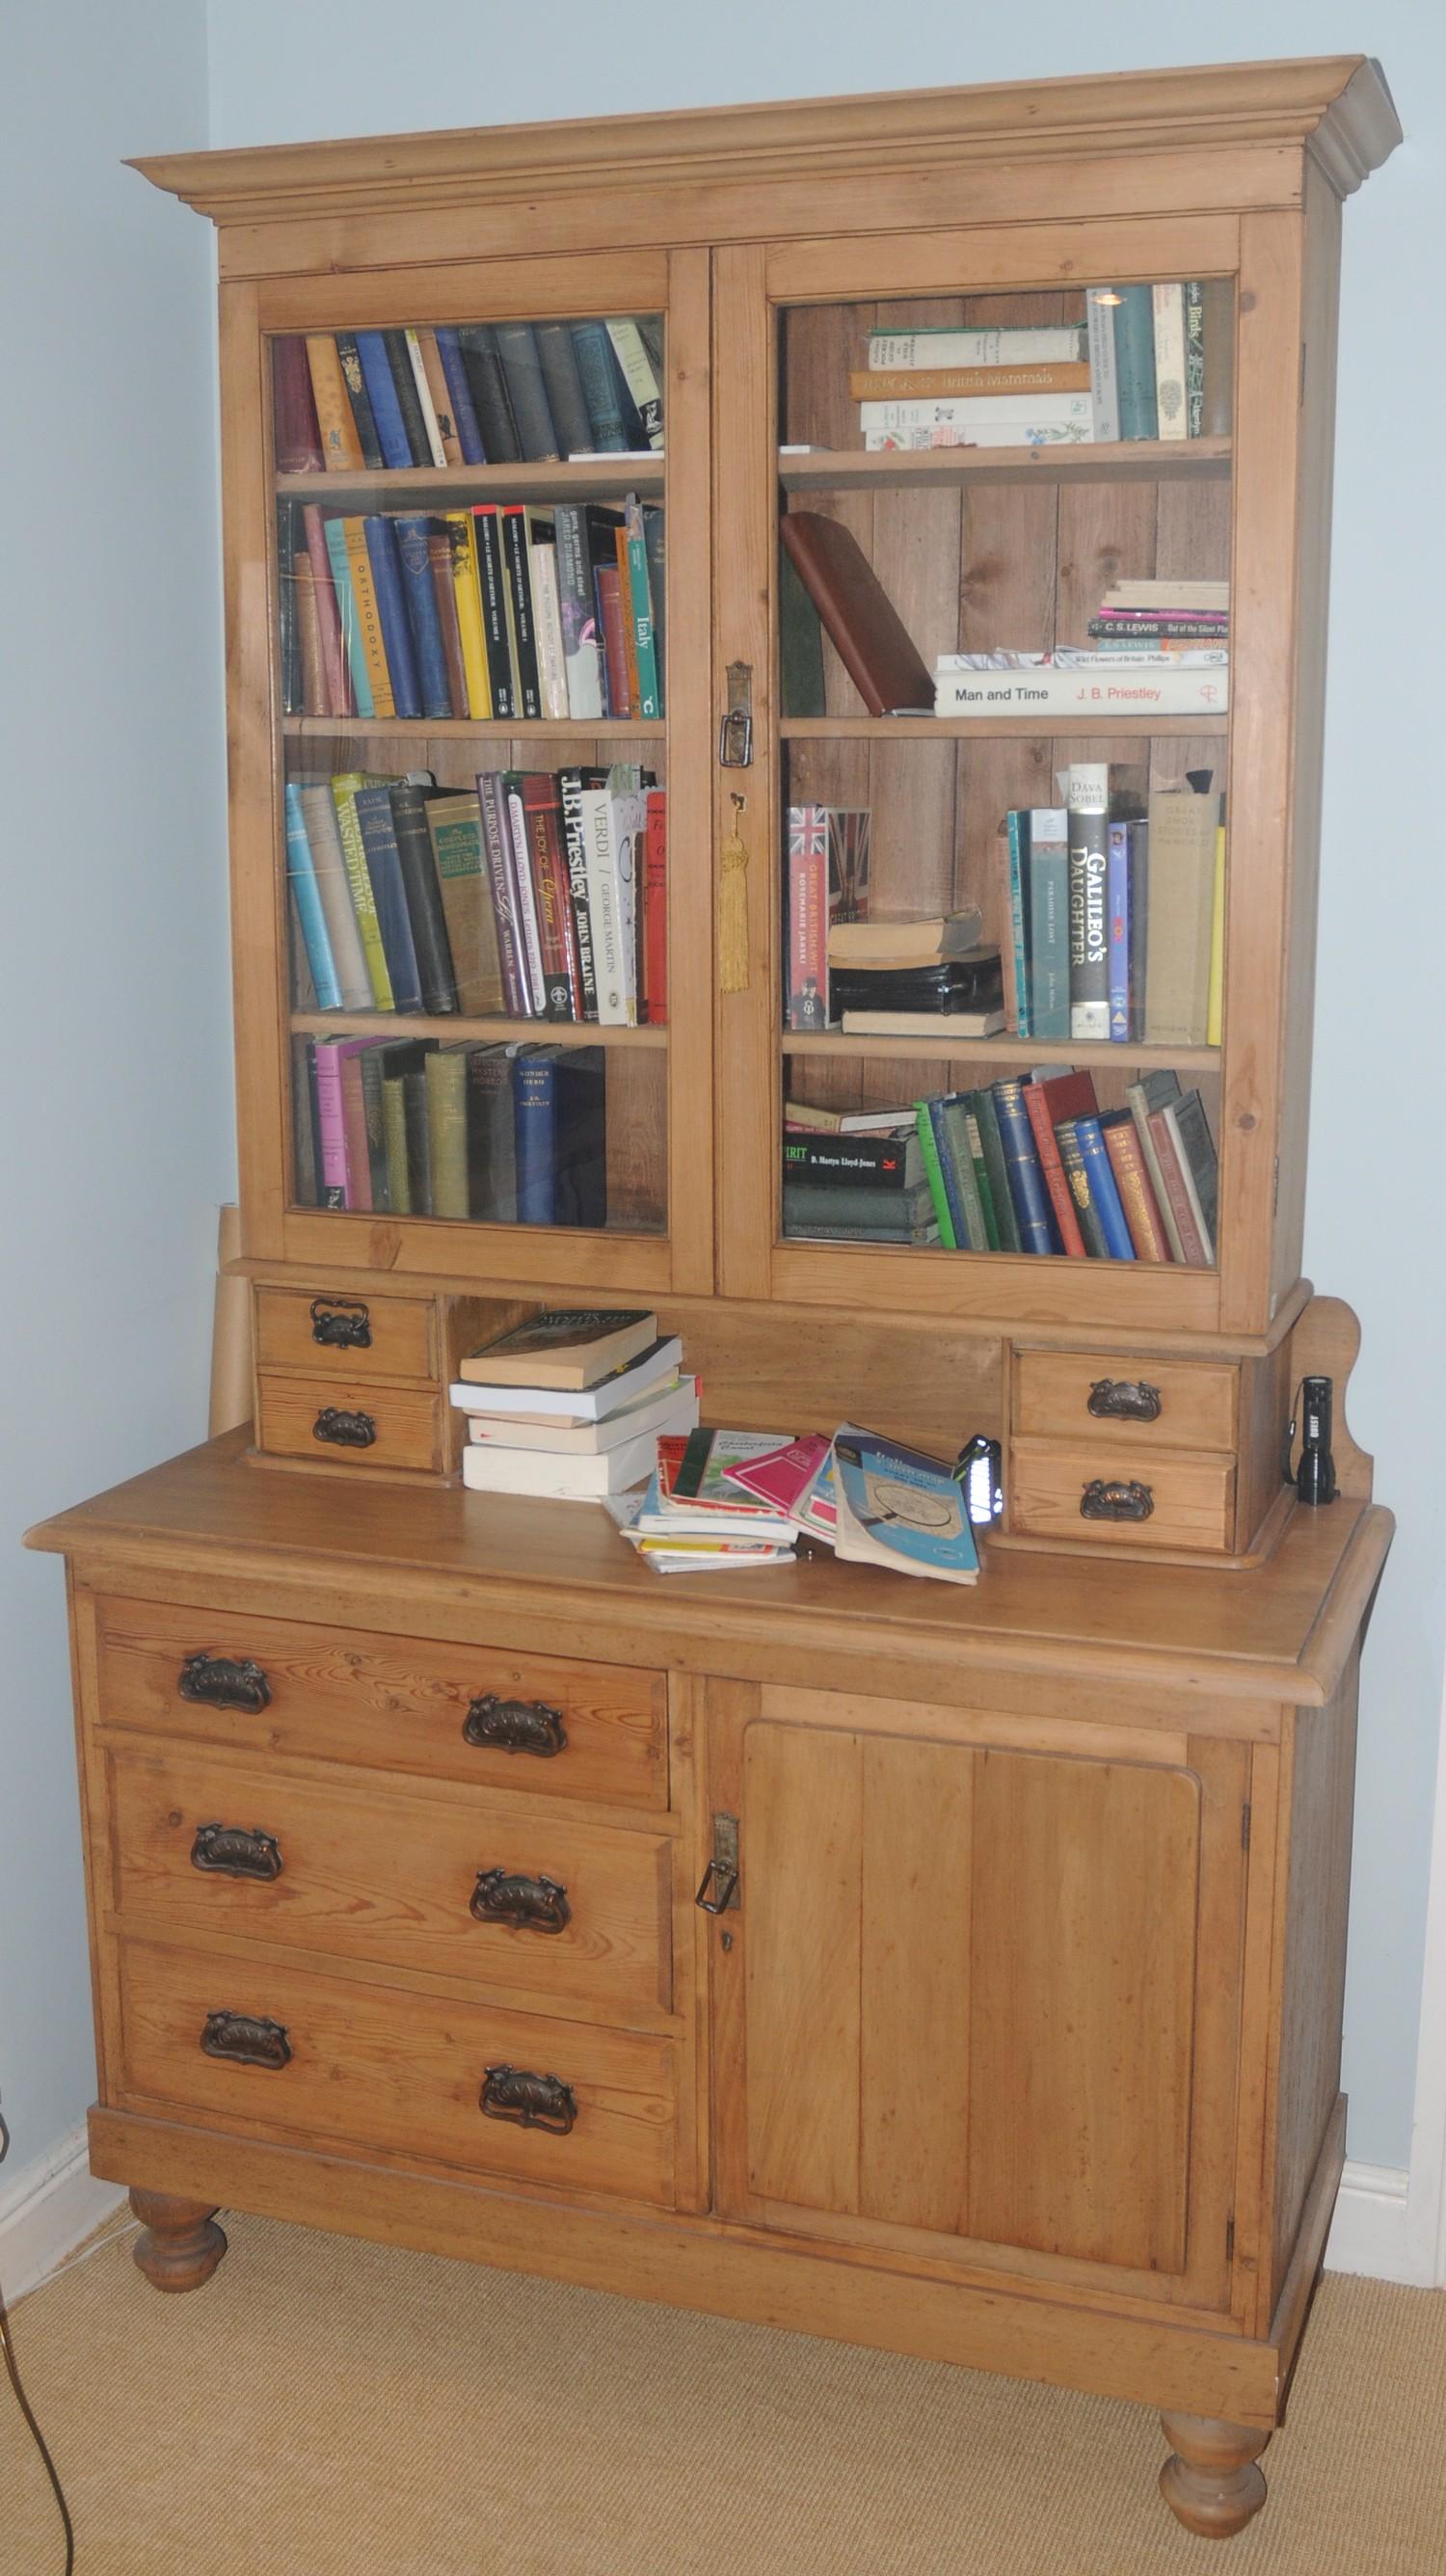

707,1682,1249,2315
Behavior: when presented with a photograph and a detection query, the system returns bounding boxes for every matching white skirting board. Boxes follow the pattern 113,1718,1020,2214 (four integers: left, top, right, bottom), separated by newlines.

0,2123,126,2305
1326,2159,1420,2284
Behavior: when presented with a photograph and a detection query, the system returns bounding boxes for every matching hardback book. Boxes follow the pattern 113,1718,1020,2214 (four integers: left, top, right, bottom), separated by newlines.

1184,281,1206,438
321,518,372,718
425,1045,469,1219
858,391,1092,436
362,517,423,717
328,768,396,1012
1157,1088,1218,1260
594,563,631,716
850,362,1089,401
470,506,517,718
380,328,433,466
354,330,414,470
304,334,364,470
1101,1110,1172,1261
1084,289,1122,443
967,1089,1020,1253
451,1334,683,1420
301,505,352,716
352,779,426,1014
933,663,1226,717
456,325,522,463
1107,820,1133,1043
434,327,487,463
783,1133,923,1190
1071,1114,1137,1260
294,780,372,1009
461,1308,657,1390
291,1036,320,1202
841,1006,1005,1039
283,784,342,1010
463,1043,518,1223
460,1420,678,1501
779,541,826,718
414,327,463,465
558,766,604,1023
862,420,1092,451
1052,1115,1110,1260
502,778,549,1016
580,786,633,1027
1143,786,1221,1043
551,507,605,719
783,1179,936,1234
1004,810,1030,1035
311,1037,350,1207
341,519,394,716
376,1036,437,1215
444,514,493,719
1026,807,1070,1038
400,330,446,468
494,321,559,461
499,505,543,718
779,513,934,716
520,771,583,1019
390,776,462,1014
832,1427,979,1587
787,805,830,1030
1105,579,1229,609
782,1214,941,1247
467,1375,696,1455
515,1044,606,1229
939,1094,992,1253
828,909,982,970
273,336,324,471
1200,278,1236,436
606,319,665,449
533,320,595,460
990,1078,1056,1256
425,523,468,718
294,537,324,711
643,789,667,1026
1111,286,1158,439
1022,1070,1100,1259
915,1102,959,1249
475,772,533,1017
277,499,305,711
568,319,630,451
1151,283,1189,440
867,326,1083,367
1126,1068,1187,1262
527,532,572,724
1067,765,1111,1041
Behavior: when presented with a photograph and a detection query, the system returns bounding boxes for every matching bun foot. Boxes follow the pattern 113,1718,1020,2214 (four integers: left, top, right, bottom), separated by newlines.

129,2188,228,2293
1160,2412,1271,2538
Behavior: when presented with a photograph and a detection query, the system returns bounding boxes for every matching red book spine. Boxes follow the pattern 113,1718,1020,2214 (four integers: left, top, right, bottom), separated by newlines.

272,335,324,472
595,564,631,717
522,773,583,1019
1102,1117,1171,1262
1147,1109,1208,1265
644,788,668,1025
1022,1082,1086,1257
787,805,829,1030
301,504,353,717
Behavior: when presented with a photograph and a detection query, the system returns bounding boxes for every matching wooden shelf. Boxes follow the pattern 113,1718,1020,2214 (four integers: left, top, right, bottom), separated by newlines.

276,457,664,505
282,716,665,740
778,1229,1217,1273
291,1012,667,1048
779,438,1231,492
784,1032,1220,1071
780,715,1228,741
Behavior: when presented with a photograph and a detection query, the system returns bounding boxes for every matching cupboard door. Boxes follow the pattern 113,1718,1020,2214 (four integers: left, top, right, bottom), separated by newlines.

708,1684,1247,2311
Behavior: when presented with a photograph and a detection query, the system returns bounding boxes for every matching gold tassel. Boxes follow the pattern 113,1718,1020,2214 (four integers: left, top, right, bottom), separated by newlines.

719,792,750,995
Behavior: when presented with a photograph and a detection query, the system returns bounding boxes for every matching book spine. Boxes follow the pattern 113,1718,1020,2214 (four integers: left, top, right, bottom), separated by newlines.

404,328,448,467
614,528,642,711
594,564,630,717
338,1047,373,1211
331,776,397,1011
476,773,531,1017
1107,820,1131,1042
1067,765,1111,1040
342,519,394,716
1151,283,1188,441
1165,1094,1218,1259
1102,1116,1171,1261
644,506,666,694
1022,1083,1086,1258
610,792,641,1028
1147,1108,1209,1265
940,1100,987,1251
352,784,425,1017
312,1043,350,1207
606,319,665,449
426,1050,469,1218
990,1080,1056,1255
402,1062,433,1214
528,539,572,722
362,517,422,717
494,322,559,461
934,670,1227,717
1005,809,1031,1037
456,326,521,464
1128,818,1148,1042
569,320,629,450
381,328,432,466
1207,819,1226,1047
513,1052,558,1223
445,513,491,720
962,1103,1003,1249
1184,281,1205,439
923,1100,965,1248
305,335,363,470
1086,616,1229,640
552,505,604,719
505,782,549,1014
1053,1119,1110,1259
433,327,487,463
533,319,595,458
353,331,414,470
389,779,459,1014
867,327,1084,367
297,786,372,1008
557,767,601,1022
323,515,373,718
282,784,343,1009
334,333,384,470
1074,1115,1136,1259
294,553,325,714
272,335,324,472
379,1068,411,1213
1111,287,1158,439
1084,290,1121,443
523,777,581,1019
301,503,352,716
277,500,304,712
787,805,830,1031
415,327,463,465
471,506,517,718
359,1044,389,1208
1126,1083,1186,1262
851,362,1090,401
500,506,542,718
392,514,454,719
644,788,667,1026
291,1036,320,1204
858,393,1092,431
581,790,628,1026
625,495,662,716
968,1089,1020,1253
427,526,469,720
1026,813,1070,1039
465,1046,518,1222
1200,278,1236,438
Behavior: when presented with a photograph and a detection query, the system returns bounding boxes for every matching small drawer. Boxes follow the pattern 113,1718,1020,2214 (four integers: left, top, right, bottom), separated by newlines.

94,1597,667,1811
255,1288,436,1382
1012,1351,1238,1451
1008,1436,1236,1551
114,1936,676,2208
106,1742,672,2018
255,1372,444,1472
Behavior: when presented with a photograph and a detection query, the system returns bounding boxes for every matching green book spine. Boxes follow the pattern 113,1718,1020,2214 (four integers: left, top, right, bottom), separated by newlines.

426,1049,469,1220
941,1096,987,1251
967,1088,1021,1253
914,1102,957,1249
381,1077,411,1213
625,497,662,718
963,1105,1001,1250
1005,810,1031,1038
331,771,395,1010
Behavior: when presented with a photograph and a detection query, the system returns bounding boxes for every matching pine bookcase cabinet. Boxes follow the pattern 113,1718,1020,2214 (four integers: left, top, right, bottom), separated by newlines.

29,57,1401,2538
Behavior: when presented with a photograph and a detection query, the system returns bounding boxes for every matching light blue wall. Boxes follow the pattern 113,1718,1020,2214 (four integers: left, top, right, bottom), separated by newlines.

0,5,230,2172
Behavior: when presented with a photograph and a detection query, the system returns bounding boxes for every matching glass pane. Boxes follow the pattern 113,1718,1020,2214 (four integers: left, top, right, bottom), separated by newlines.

775,275,1233,1271
269,309,668,1235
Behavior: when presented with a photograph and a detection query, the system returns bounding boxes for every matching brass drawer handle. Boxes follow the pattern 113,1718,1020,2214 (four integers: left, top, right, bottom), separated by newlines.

480,2064,576,2134
177,1652,272,1714
313,1406,377,1448
1081,1478,1155,1523
1087,1378,1163,1423
191,1822,283,1882
201,2010,291,2070
470,1867,571,1934
310,1295,372,1350
463,1694,567,1758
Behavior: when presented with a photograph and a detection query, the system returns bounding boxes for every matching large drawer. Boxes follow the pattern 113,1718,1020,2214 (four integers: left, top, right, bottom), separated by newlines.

114,1937,676,2209
105,1741,672,2019
1012,1351,1239,1451
1007,1436,1236,1552
94,1597,667,1811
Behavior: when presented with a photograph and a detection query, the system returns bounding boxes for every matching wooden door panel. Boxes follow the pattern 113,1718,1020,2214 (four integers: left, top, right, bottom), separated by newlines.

745,1725,862,2210
859,1737,974,2233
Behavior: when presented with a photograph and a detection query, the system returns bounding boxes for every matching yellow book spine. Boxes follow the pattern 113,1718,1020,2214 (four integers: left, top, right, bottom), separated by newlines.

304,334,363,471
330,771,395,1010
1206,820,1226,1046
446,513,492,719
342,520,395,718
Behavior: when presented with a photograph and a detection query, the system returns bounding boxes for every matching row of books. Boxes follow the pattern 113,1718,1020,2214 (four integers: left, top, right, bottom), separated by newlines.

1002,765,1223,1049
784,1065,1218,1265
293,1032,607,1228
279,495,663,723
855,285,1231,449
274,317,664,475
286,765,666,1028
449,1311,697,1501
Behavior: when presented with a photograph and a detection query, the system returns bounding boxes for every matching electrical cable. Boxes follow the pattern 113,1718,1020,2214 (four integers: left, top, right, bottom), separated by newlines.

0,2101,76,2575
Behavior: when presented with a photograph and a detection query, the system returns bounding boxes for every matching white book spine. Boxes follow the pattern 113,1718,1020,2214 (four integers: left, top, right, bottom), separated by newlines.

1085,289,1122,443
868,328,1084,367
608,790,643,1026
404,328,448,468
858,393,1093,430
605,319,665,450
863,423,1091,450
933,670,1228,716
528,545,571,721
580,788,628,1025
505,787,548,1012
1151,283,1188,441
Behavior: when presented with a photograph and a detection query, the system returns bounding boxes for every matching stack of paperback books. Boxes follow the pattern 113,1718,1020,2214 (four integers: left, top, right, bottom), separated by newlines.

615,1429,837,1572
450,1310,697,1498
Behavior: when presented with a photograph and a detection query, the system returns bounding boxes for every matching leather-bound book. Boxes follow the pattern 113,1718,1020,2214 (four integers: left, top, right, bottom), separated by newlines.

272,335,324,472
779,512,934,715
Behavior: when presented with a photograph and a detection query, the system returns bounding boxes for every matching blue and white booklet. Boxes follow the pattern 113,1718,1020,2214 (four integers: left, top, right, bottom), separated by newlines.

832,1425,980,1586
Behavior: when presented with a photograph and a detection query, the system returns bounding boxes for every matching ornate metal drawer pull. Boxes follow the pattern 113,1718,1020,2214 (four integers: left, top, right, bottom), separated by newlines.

479,2064,576,2134
463,1694,567,1758
1081,1478,1156,1523
310,1296,372,1351
1087,1378,1163,1423
313,1406,377,1448
201,2010,291,2070
470,1867,571,1934
178,1652,272,1714
191,1822,283,1882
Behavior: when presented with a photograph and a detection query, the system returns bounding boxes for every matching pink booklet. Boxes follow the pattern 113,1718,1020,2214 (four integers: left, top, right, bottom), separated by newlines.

722,1433,832,1516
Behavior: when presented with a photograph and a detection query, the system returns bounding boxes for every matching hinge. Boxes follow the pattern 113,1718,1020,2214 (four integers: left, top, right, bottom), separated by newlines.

695,1812,740,1914
1226,2214,1236,2265
1242,1802,1252,1854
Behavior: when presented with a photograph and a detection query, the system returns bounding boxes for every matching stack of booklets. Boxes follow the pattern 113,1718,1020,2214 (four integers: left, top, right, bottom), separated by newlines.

450,1311,697,1498
274,317,664,474
832,1425,979,1585
287,765,665,1030
615,1429,837,1572
278,492,663,724
933,640,1227,719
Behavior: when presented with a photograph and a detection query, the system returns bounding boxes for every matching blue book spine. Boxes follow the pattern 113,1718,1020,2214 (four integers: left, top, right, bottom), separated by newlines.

352,786,424,1013
433,327,486,463
926,1097,970,1249
393,513,454,719
990,1079,1057,1255
513,1049,558,1224
1005,809,1031,1037
322,516,374,718
355,332,415,470
569,320,629,450
1112,286,1159,439
1074,1115,1137,1259
283,784,343,1009
1107,820,1131,1041
362,517,422,717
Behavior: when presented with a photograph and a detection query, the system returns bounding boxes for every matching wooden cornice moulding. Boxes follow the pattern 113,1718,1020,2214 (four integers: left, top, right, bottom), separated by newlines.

130,56,1401,230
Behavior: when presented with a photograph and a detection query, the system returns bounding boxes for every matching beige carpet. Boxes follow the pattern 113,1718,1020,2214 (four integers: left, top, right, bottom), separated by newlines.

4,2213,1444,2573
